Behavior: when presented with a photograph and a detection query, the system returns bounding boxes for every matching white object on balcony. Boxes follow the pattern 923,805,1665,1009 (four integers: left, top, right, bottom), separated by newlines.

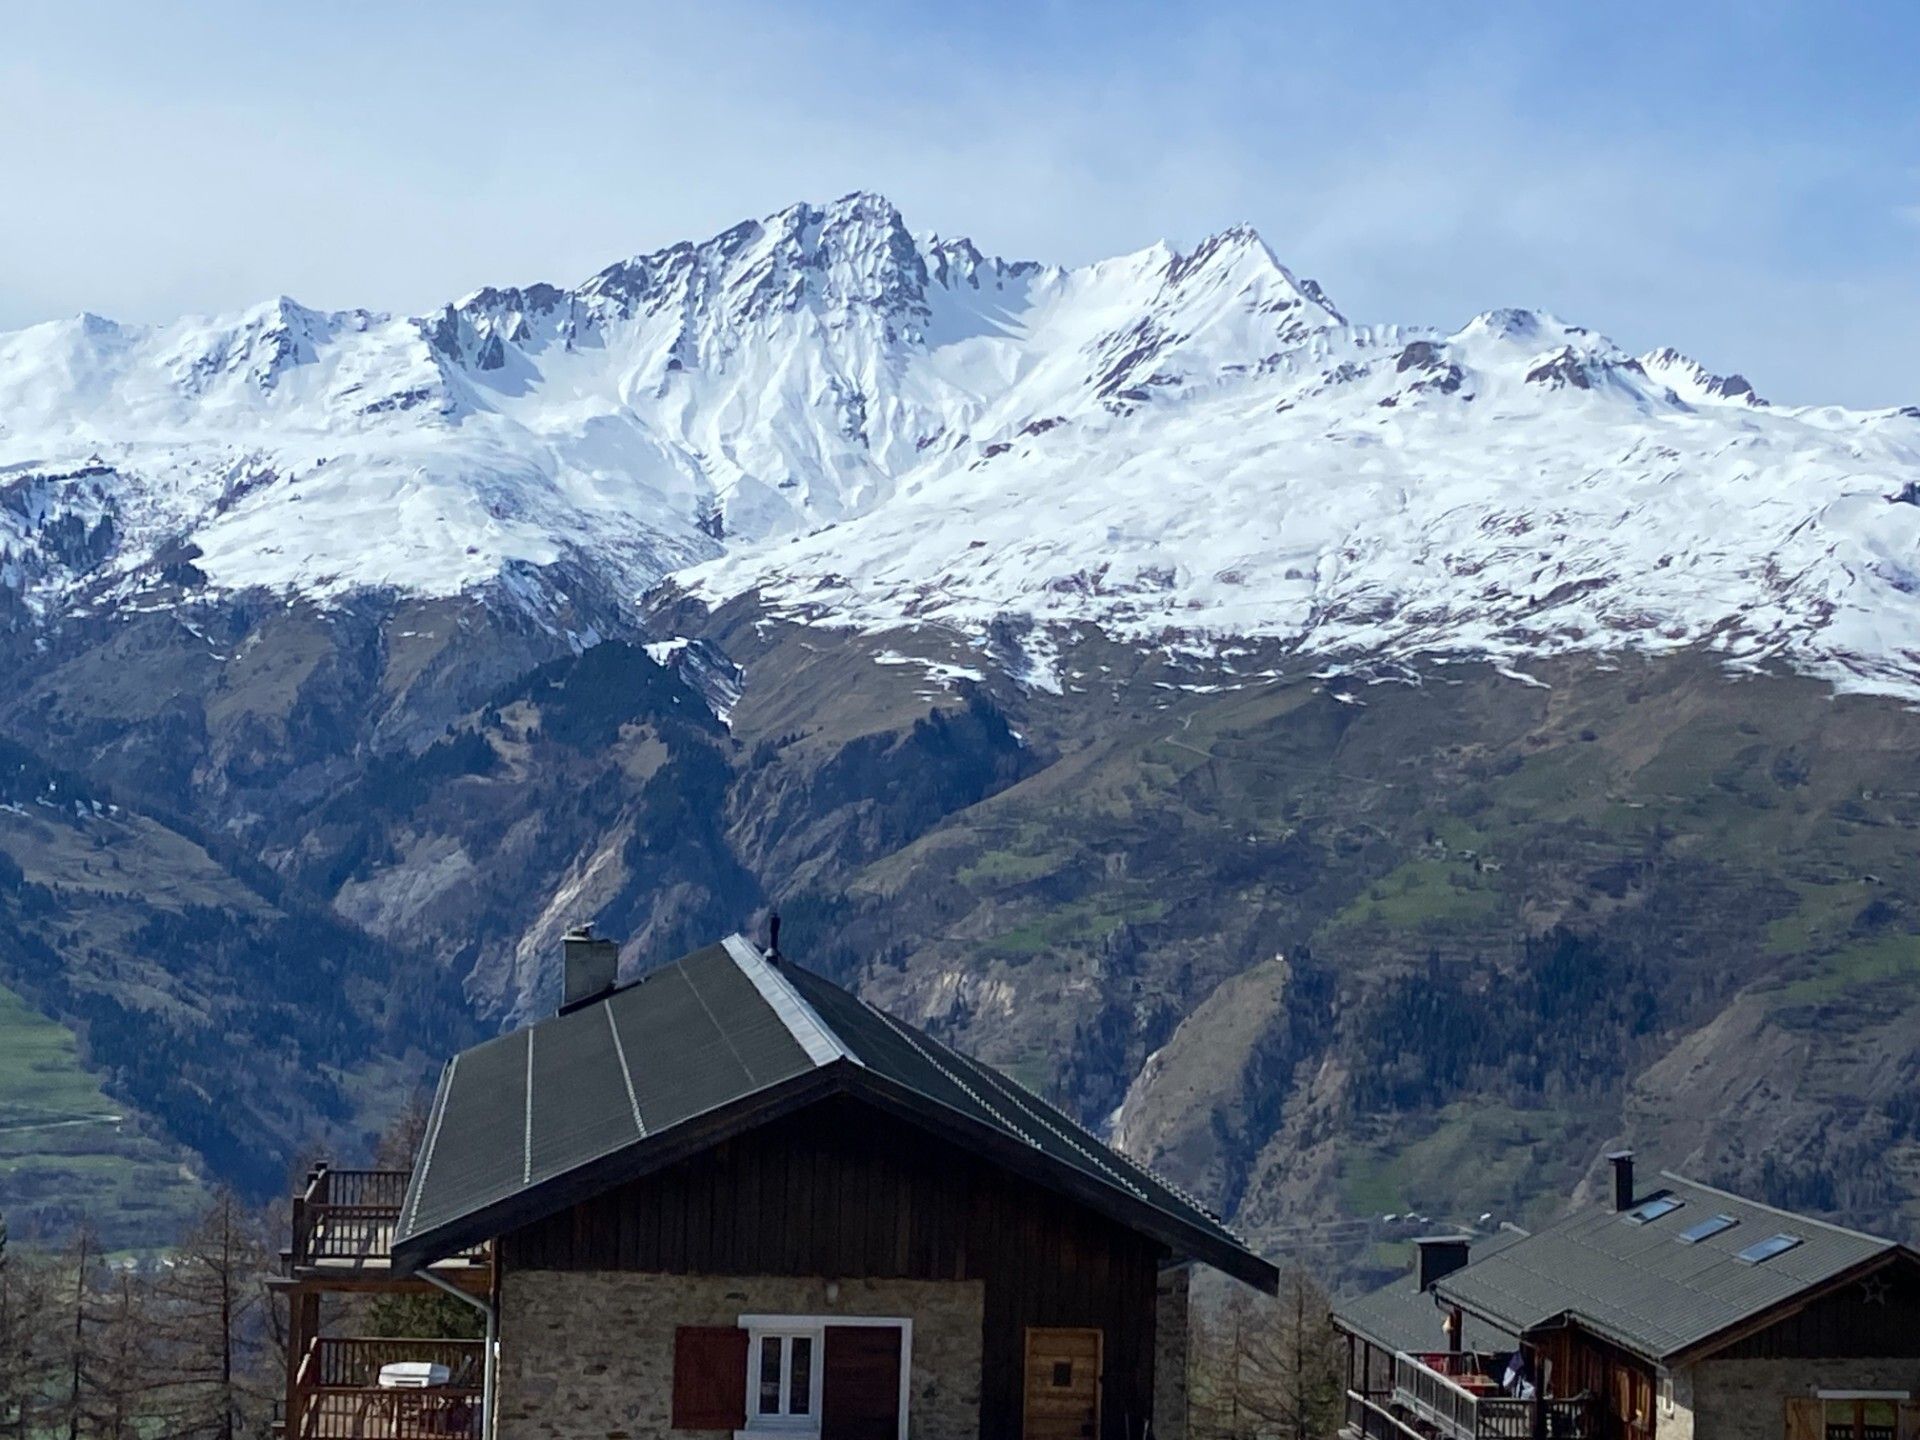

377,1362,452,1389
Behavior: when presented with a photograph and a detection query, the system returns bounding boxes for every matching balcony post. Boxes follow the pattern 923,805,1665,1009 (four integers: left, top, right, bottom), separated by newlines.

284,1291,317,1439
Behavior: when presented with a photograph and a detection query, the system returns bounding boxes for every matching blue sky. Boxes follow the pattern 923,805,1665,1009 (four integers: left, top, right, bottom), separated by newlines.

3,1,1915,405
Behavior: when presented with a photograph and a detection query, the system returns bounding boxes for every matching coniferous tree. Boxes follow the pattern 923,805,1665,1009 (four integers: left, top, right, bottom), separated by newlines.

77,1269,156,1440
1190,1264,1345,1440
150,1192,271,1440
0,1232,56,1440
0,1212,42,1439
57,1227,106,1440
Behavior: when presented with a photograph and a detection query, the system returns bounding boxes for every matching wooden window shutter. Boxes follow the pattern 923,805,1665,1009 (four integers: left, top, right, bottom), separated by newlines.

672,1326,748,1431
1898,1404,1920,1440
822,1326,903,1440
1786,1398,1823,1440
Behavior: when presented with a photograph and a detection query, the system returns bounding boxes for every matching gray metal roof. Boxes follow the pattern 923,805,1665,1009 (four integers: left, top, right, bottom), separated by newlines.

1335,1230,1524,1355
393,933,1276,1290
1434,1172,1904,1362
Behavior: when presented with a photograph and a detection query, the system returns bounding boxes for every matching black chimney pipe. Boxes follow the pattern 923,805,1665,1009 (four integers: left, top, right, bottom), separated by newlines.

768,911,781,962
1415,1236,1472,1292
1608,1150,1635,1212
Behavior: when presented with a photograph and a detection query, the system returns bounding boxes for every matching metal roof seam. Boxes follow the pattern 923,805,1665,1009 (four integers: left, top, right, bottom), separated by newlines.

722,934,859,1067
940,1025,1243,1237
402,1054,457,1239
522,1029,535,1186
863,999,1043,1151
680,954,765,1086
947,1041,1151,1203
604,1003,647,1139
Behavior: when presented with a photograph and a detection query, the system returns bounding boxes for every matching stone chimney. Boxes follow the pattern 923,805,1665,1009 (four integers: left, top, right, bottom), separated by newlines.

560,923,618,1014
1608,1150,1635,1212
1415,1236,1473,1292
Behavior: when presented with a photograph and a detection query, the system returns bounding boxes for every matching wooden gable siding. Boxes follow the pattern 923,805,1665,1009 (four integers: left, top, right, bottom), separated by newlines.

1714,1254,1920,1360
498,1095,1167,1440
1534,1328,1655,1440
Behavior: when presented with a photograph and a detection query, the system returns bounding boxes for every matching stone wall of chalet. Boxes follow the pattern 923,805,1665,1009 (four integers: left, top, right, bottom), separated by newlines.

494,1271,984,1440
1686,1358,1920,1440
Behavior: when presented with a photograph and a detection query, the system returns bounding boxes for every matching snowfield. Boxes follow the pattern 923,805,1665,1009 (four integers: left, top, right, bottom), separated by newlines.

3,192,1917,694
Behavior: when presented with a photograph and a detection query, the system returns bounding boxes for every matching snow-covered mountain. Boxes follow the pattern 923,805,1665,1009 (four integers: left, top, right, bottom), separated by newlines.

4,192,1918,694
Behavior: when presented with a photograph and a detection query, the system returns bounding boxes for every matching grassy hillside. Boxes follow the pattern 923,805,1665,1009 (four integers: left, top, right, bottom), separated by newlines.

0,981,202,1248
760,642,1920,1280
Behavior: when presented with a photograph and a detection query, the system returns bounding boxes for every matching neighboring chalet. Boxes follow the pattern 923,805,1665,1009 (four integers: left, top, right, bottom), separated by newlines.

1335,1153,1920,1440
279,928,1276,1440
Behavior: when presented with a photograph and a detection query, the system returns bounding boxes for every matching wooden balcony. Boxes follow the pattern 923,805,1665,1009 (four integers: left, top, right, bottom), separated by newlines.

1345,1353,1594,1440
1393,1353,1592,1440
291,1167,411,1272
290,1337,483,1439
280,1167,493,1440
287,1166,485,1279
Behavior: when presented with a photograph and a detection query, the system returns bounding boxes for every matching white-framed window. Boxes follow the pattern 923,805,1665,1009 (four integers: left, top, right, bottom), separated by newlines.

746,1326,823,1433
736,1315,913,1440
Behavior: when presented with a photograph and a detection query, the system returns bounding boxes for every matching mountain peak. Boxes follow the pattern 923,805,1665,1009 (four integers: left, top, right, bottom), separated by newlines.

10,191,1915,709
823,189,907,226
1639,346,1766,407
1161,225,1345,325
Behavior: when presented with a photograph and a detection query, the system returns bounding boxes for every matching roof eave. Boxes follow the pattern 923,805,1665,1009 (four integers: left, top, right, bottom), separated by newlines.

1662,1245,1913,1367
1331,1310,1417,1352
843,1065,1279,1294
392,1055,458,1265
1430,1276,1535,1337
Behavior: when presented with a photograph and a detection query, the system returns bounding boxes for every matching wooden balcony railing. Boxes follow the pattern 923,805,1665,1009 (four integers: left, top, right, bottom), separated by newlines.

291,1167,413,1270
1347,1386,1414,1440
292,1337,484,1439
287,1165,488,1275
304,1337,483,1388
1389,1353,1595,1440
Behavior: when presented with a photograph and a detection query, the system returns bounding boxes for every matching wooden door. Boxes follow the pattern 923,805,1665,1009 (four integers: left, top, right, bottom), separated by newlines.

1024,1327,1102,1440
822,1326,902,1440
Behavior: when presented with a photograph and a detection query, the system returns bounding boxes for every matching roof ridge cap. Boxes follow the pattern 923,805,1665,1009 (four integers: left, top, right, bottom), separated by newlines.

721,933,862,1069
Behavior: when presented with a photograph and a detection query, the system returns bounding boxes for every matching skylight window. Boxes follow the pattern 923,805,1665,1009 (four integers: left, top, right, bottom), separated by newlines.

1678,1214,1738,1244
1625,1196,1683,1224
1736,1233,1803,1264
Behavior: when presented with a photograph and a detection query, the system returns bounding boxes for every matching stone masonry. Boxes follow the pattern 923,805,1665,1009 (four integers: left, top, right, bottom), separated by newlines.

1153,1265,1191,1440
494,1272,985,1440
1678,1358,1920,1440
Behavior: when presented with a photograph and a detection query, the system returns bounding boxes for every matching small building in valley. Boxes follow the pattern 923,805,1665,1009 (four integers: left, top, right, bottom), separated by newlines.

1334,1153,1920,1440
280,928,1276,1440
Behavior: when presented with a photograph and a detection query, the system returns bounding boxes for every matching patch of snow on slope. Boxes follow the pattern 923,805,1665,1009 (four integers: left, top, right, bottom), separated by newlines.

2,192,1917,698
